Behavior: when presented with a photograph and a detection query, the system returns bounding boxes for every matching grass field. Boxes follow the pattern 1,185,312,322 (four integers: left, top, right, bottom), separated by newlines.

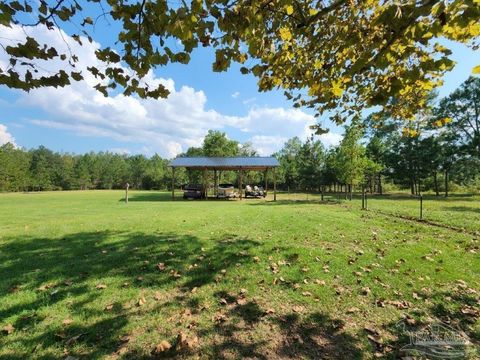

0,191,478,359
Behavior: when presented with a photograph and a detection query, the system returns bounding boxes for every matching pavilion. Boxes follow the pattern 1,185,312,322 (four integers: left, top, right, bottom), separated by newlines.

169,156,280,201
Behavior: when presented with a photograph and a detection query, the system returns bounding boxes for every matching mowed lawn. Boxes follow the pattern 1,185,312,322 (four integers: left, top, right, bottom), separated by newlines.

0,191,478,359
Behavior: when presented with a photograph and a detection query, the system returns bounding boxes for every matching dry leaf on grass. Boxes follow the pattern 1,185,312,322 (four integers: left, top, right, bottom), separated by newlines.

264,308,275,315
176,332,199,350
62,318,73,325
137,297,146,306
153,340,172,354
237,297,248,306
219,298,228,306
154,291,162,301
65,333,86,346
104,304,114,311
2,324,14,335
96,284,107,290
292,305,305,313
361,287,371,296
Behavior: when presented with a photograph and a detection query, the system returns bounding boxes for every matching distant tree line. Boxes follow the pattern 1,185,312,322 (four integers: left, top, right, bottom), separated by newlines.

0,146,172,191
274,77,480,197
1,77,479,195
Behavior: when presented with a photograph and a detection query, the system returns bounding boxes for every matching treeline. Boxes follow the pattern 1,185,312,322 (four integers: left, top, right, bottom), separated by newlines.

274,77,480,196
1,77,479,195
0,145,172,191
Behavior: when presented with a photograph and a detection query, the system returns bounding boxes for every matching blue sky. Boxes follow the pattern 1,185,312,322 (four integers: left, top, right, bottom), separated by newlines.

0,20,478,157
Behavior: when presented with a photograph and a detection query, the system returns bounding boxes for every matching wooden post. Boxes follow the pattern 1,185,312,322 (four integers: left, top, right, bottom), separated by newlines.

239,169,243,200
125,182,129,204
419,195,423,219
273,167,277,202
214,169,218,197
362,187,365,210
264,169,268,192
203,169,208,200
171,168,175,200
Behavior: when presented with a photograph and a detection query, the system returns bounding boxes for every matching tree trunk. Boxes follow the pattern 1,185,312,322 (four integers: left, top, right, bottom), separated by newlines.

349,184,353,200
410,177,415,195
444,169,449,198
433,171,439,196
378,173,382,195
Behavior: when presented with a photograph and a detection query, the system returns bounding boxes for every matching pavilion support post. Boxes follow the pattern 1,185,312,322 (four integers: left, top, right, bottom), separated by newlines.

239,169,243,200
273,167,277,202
214,169,218,197
171,167,175,200
264,169,268,192
203,168,208,200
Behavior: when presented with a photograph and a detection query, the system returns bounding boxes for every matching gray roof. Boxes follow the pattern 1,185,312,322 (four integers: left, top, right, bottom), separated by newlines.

170,156,279,169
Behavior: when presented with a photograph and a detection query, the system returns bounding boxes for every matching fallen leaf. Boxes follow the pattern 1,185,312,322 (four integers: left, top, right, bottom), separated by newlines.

361,287,371,296
292,305,305,313
96,284,107,290
219,298,228,306
347,307,360,314
237,297,248,305
154,340,172,354
154,291,162,301
62,318,73,325
2,324,14,335
157,263,166,271
104,304,114,311
264,308,276,315
176,331,198,350
138,297,146,306
65,333,86,346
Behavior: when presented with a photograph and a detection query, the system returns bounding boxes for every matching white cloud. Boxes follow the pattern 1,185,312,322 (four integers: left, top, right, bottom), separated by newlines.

243,97,256,105
0,124,16,147
319,132,343,147
249,135,288,156
109,148,131,155
0,24,341,157
231,91,240,98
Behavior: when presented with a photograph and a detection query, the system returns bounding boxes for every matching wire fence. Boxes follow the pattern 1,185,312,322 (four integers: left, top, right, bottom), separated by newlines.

273,190,480,234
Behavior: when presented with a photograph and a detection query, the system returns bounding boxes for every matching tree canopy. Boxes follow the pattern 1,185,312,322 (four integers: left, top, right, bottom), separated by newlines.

1,0,479,126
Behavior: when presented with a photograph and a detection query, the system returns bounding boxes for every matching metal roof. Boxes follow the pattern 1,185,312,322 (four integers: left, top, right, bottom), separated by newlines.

170,156,279,170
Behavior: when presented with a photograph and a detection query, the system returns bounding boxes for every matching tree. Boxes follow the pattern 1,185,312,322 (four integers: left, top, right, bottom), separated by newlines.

276,137,302,190
435,76,480,157
0,143,30,191
1,1,478,126
202,130,239,157
334,124,368,199
297,136,325,191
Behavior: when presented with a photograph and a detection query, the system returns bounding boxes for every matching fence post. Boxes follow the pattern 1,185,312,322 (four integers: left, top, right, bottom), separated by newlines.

420,195,423,219
362,187,365,210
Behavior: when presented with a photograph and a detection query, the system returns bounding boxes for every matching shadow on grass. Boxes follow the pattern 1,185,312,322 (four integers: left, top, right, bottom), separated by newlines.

120,192,174,202
380,288,480,359
198,293,362,359
0,230,259,358
442,206,480,214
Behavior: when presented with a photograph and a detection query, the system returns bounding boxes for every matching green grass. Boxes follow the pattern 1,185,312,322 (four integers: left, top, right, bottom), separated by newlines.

0,191,478,359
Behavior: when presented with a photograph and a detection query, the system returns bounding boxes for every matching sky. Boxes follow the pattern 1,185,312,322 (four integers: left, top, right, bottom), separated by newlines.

0,18,478,158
